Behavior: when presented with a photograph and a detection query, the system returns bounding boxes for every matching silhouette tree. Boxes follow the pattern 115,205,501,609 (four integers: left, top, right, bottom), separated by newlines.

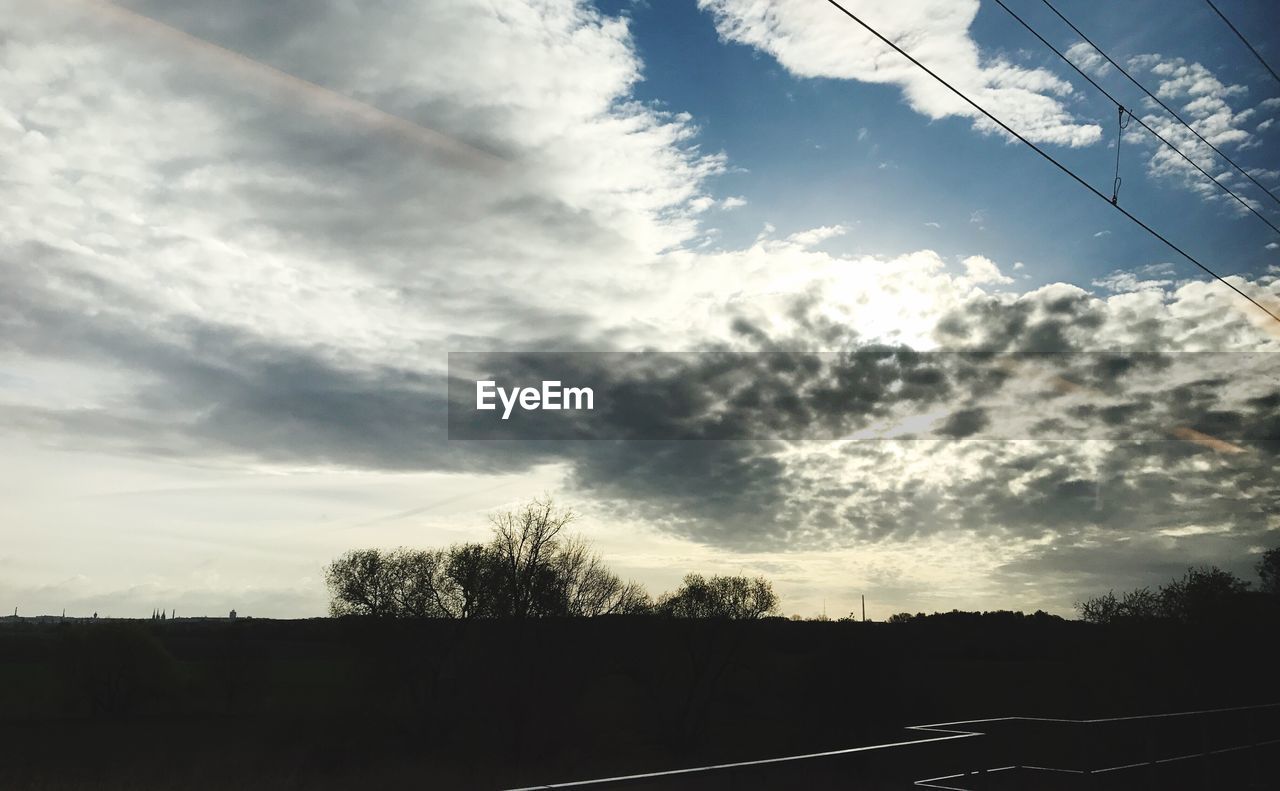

445,542,499,618
1076,587,1162,624
488,497,574,618
324,498,651,619
385,547,455,618
1258,547,1280,596
1158,566,1250,622
548,535,650,616
1076,566,1250,624
656,573,779,619
325,548,396,617
1075,591,1120,624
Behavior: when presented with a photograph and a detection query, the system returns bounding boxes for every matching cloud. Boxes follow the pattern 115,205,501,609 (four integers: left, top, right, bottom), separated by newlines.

1092,270,1172,294
1064,41,1111,78
0,0,725,366
962,254,1012,284
3,0,1279,615
697,0,1102,147
1125,54,1271,208
8,230,1279,561
721,195,748,210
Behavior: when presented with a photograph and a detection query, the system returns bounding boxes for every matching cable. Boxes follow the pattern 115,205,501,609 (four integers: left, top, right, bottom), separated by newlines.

820,0,1280,325
1040,0,1280,208
1203,0,1280,88
990,0,1280,237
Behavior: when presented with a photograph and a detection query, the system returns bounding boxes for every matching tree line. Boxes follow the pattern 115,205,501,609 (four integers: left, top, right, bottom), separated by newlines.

324,498,780,619
328,497,1280,624
1076,549,1280,625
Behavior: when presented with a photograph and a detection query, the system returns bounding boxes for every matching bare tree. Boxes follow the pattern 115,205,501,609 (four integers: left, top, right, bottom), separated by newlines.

551,535,652,616
385,548,456,618
1076,591,1120,624
657,573,779,619
1076,567,1251,624
325,549,397,617
489,497,574,618
445,542,498,618
1258,547,1280,596
1158,566,1249,622
323,499,651,619
1076,589,1163,623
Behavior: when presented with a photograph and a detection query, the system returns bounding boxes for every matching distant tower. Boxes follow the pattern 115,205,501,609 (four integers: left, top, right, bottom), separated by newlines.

229,609,237,620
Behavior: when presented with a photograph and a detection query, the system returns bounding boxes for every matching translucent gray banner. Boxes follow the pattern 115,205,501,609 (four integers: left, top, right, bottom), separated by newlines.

446,351,1280,443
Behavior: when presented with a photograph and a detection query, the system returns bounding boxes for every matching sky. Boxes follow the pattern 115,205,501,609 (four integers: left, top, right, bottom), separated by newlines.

2,0,1279,620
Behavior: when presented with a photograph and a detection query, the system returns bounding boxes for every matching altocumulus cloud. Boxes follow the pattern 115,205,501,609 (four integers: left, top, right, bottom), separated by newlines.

1125,53,1280,208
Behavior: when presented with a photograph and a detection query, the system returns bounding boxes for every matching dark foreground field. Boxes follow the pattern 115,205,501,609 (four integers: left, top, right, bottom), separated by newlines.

1,613,1277,789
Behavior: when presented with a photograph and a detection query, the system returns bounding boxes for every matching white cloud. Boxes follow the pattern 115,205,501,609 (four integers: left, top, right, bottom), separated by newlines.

962,254,1012,284
698,0,1102,147
0,0,731,363
784,225,847,248
1093,271,1172,294
721,195,748,209
1267,242,1279,250
1125,54,1270,209
688,195,717,213
1065,41,1111,78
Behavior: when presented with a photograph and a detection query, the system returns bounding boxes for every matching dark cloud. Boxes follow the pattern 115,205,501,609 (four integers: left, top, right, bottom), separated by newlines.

937,406,989,438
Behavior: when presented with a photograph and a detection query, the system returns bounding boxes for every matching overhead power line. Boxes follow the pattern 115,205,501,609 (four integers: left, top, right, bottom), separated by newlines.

989,0,1280,237
1202,0,1280,88
1040,0,1280,208
820,0,1280,325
